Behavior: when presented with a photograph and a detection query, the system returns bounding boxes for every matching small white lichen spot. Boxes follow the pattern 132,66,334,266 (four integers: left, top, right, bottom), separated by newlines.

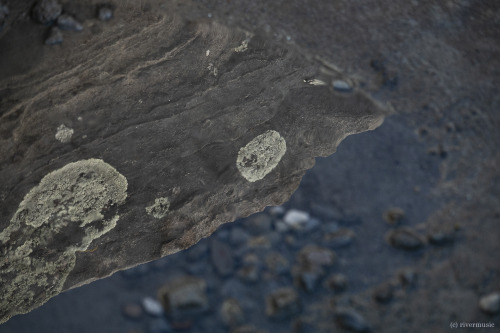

234,39,249,53
146,197,170,219
236,130,286,182
55,124,74,143
304,78,327,86
0,159,128,324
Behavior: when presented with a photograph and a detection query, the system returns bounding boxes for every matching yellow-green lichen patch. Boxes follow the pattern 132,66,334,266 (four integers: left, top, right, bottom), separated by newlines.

0,159,128,324
145,197,170,219
236,130,287,182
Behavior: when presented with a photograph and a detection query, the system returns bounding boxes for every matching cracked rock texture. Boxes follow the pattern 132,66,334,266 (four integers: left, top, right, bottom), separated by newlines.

0,0,499,325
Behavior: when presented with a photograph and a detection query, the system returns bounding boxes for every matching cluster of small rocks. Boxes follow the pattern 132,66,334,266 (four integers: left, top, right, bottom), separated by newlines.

29,0,113,45
383,207,459,251
115,205,479,333
117,206,373,333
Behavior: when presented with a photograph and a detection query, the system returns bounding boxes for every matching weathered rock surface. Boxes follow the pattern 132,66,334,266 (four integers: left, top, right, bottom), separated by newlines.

0,0,386,323
1,0,498,325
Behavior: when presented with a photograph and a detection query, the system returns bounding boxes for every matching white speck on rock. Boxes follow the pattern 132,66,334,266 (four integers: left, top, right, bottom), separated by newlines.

207,63,218,76
304,79,327,86
236,130,286,182
206,50,210,57
55,124,74,143
234,39,249,53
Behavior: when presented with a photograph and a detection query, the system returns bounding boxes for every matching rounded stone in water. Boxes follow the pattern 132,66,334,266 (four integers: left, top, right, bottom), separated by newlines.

32,0,62,25
57,14,83,32
98,6,113,22
142,297,164,317
332,80,353,92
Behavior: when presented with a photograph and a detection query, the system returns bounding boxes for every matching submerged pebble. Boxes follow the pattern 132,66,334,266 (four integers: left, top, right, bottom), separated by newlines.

32,0,62,25
266,287,300,319
333,80,353,92
98,5,113,21
122,302,143,319
45,26,63,45
142,297,164,317
325,274,348,292
335,308,371,332
57,14,83,31
387,228,425,251
0,3,9,32
479,292,500,314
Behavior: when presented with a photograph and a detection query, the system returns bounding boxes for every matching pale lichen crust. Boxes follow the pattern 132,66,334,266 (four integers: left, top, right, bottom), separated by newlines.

236,130,287,182
55,124,74,143
145,197,170,219
0,159,128,323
